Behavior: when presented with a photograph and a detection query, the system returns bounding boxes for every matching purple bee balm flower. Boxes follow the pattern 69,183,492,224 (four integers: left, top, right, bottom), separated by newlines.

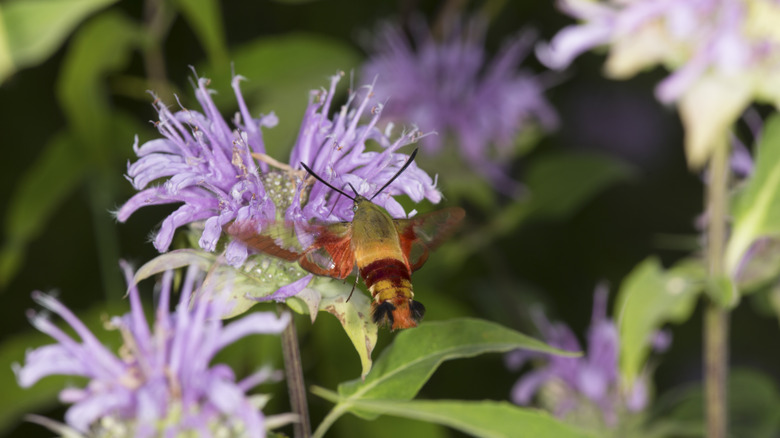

361,15,558,196
505,285,666,426
118,72,441,267
117,74,278,264
538,0,780,168
14,262,290,437
286,73,441,228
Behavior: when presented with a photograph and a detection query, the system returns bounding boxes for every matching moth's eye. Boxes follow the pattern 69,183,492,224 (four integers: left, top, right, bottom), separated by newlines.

352,204,358,212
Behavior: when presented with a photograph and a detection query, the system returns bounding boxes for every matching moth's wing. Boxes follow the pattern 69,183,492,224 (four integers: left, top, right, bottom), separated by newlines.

226,219,302,261
299,222,355,279
395,207,465,271
227,219,355,279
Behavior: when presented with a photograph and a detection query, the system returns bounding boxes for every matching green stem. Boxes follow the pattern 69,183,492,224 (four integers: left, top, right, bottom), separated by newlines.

281,313,311,438
705,139,730,438
311,404,348,438
143,0,175,100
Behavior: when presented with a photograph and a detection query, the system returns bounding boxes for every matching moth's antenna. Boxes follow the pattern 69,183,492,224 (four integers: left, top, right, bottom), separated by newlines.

300,162,356,201
370,148,419,201
347,183,359,197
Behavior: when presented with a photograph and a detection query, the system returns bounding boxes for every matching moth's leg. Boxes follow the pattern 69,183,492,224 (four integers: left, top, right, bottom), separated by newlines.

346,273,360,302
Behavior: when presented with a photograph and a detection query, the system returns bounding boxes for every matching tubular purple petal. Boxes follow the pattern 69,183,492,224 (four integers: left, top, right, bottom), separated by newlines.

238,366,281,392
59,387,87,403
249,275,313,304
154,204,213,252
225,239,249,266
511,369,554,405
651,328,673,353
28,294,125,379
207,378,245,414
536,24,612,70
15,345,88,387
121,261,152,358
217,312,291,351
577,363,610,400
625,377,649,412
65,391,132,432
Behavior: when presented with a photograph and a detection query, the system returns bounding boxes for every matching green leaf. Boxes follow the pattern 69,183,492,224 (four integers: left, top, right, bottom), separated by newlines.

525,152,634,220
615,257,704,384
134,249,378,377
56,10,139,157
331,410,450,438
0,302,125,435
313,387,596,438
315,280,377,378
173,0,228,69
206,33,361,157
0,132,87,287
0,0,117,84
726,113,780,275
133,249,214,279
329,318,575,425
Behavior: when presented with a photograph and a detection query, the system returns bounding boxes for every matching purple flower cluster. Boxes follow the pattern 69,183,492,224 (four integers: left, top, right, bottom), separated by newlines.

14,262,290,437
538,0,780,167
286,73,441,226
361,16,558,195
538,0,780,102
506,286,668,426
117,75,277,265
118,72,441,266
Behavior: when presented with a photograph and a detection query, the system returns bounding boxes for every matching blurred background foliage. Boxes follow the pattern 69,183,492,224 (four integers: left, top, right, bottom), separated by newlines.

2,0,780,437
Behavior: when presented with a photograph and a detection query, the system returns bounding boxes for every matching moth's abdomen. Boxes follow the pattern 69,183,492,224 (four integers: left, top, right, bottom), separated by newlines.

360,258,412,300
360,258,424,330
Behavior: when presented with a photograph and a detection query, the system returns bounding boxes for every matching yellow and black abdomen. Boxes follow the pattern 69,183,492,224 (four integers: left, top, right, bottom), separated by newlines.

358,253,424,330
360,257,413,302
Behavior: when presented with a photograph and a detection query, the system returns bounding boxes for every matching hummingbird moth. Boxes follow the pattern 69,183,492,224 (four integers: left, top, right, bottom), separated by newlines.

229,150,464,330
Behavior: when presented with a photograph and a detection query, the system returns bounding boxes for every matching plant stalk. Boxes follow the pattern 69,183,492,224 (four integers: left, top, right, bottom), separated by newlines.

311,404,348,438
705,140,730,438
281,313,311,438
143,0,175,100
